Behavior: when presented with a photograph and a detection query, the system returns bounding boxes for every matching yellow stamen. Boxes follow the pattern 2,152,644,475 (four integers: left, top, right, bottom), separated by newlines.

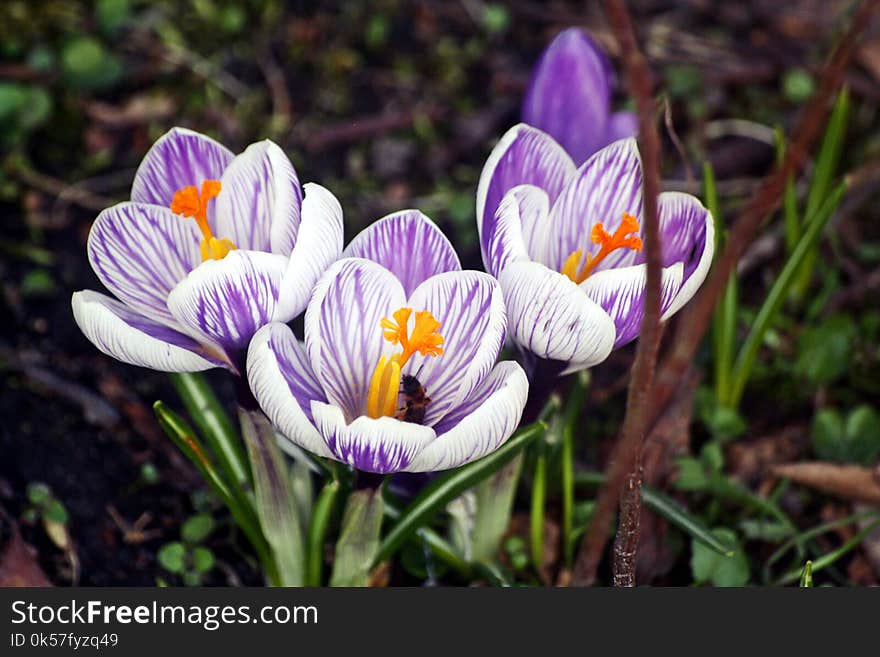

170,180,237,261
366,307,444,419
561,212,643,284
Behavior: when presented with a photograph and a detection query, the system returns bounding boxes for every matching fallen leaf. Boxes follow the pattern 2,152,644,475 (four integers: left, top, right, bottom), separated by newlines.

771,462,880,505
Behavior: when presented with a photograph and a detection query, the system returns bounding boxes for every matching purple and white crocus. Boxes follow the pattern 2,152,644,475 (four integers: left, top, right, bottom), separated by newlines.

247,210,528,473
478,127,714,374
523,27,638,166
72,127,344,374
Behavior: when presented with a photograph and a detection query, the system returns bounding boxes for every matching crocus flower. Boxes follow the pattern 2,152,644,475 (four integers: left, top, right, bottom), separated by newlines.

247,210,528,473
72,128,344,373
478,126,714,373
523,27,637,165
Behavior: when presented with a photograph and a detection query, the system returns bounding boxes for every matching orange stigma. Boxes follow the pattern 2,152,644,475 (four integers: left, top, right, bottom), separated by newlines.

170,180,236,261
366,308,444,419
561,212,642,284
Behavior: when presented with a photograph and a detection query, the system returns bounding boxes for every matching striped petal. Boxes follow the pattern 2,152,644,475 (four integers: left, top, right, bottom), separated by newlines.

544,138,644,272
485,184,549,277
655,192,715,317
304,258,406,421
131,127,234,216
247,323,331,459
72,290,225,371
87,202,201,326
406,361,528,472
477,123,576,269
167,250,287,355
580,262,684,349
276,183,345,322
405,271,506,426
214,140,302,254
499,260,615,370
522,28,612,165
311,401,435,474
343,210,460,296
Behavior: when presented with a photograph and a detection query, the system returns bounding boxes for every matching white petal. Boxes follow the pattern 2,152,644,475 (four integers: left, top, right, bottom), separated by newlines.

167,250,287,355
544,138,644,272
405,361,528,472
311,401,435,474
247,323,331,459
215,140,302,254
87,202,201,326
405,271,507,426
72,290,224,372
580,262,684,349
657,192,715,318
485,184,549,277
477,123,576,267
499,260,616,370
276,183,345,321
304,258,406,420
131,127,234,211
343,209,460,296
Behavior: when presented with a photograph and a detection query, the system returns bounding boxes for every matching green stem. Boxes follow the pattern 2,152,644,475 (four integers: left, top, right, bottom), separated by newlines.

530,450,547,574
306,480,340,586
774,519,880,586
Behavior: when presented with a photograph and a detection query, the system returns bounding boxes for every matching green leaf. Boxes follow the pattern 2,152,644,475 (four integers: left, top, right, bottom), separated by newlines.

374,421,546,565
26,482,51,506
805,89,849,224
181,514,215,544
782,68,815,104
158,542,186,574
673,457,709,492
530,448,547,573
192,546,215,574
691,528,749,586
728,182,846,406
43,500,69,525
330,488,385,587
154,401,272,582
799,560,813,587
576,472,735,558
812,408,847,462
844,405,880,465
60,37,122,91
794,315,857,386
95,0,132,36
239,408,304,586
306,480,340,586
470,454,523,563
170,373,250,488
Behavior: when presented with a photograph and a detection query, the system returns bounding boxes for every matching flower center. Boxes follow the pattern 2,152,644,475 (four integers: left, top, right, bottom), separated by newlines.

560,212,643,284
170,180,237,261
366,307,444,420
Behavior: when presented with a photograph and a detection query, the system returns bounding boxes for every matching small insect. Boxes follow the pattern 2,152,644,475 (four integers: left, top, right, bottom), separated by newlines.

397,374,432,424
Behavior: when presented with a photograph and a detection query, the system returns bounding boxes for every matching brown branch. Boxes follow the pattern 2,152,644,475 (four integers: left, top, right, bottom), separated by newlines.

571,0,664,587
649,0,880,439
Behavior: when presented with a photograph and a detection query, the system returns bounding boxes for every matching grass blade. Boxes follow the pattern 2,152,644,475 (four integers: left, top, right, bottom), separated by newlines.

373,421,546,566
728,182,846,407
171,373,251,488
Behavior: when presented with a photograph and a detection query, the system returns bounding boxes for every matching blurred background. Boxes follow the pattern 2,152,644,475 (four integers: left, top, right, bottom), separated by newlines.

1,0,879,586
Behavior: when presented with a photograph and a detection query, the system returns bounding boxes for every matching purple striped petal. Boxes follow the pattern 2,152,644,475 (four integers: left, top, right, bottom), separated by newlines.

580,262,684,348
311,401,435,474
167,250,287,354
477,124,576,270
606,111,639,144
343,210,460,296
276,183,345,322
214,140,302,254
522,28,613,165
655,192,715,317
407,361,528,472
247,323,331,459
304,258,406,421
405,271,506,427
485,185,549,277
72,290,226,371
498,260,615,370
87,202,201,326
131,128,234,218
544,138,644,272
